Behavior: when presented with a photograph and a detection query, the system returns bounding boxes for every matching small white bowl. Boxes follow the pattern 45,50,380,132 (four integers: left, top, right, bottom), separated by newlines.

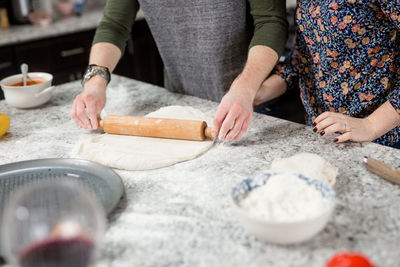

231,172,335,245
0,72,55,109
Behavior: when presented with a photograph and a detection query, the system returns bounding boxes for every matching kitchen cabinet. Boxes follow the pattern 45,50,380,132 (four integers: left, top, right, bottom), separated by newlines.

0,47,17,99
13,30,93,85
0,19,164,99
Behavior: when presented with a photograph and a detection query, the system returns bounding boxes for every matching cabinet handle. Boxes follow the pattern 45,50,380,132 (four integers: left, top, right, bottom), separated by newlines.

60,47,85,57
0,61,12,70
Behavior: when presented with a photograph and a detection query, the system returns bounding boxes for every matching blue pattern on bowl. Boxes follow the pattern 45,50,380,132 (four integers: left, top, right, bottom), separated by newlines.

232,172,336,205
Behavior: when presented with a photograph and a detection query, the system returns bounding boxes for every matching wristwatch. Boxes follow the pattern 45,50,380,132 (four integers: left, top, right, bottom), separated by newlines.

81,64,111,87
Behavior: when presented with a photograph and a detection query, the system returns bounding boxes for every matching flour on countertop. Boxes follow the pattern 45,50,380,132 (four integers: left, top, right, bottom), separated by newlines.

239,173,330,222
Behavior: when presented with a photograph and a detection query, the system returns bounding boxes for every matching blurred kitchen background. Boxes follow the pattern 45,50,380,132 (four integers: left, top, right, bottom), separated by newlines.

0,0,305,123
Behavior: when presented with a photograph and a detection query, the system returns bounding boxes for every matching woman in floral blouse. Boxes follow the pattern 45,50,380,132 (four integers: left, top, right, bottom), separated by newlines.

254,0,400,148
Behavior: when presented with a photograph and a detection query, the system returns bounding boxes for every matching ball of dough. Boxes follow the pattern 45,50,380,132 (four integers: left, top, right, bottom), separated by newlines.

270,153,338,186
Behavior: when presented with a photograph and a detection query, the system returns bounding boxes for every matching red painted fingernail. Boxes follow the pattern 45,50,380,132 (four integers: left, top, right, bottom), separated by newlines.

320,130,325,136
312,122,317,127
334,138,338,143
313,127,318,133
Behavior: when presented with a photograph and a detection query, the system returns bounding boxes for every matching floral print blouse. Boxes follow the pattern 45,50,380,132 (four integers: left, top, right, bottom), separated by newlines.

277,0,400,148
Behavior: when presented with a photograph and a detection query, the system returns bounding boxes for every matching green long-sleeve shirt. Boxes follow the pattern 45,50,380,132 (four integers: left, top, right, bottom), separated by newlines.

93,0,288,57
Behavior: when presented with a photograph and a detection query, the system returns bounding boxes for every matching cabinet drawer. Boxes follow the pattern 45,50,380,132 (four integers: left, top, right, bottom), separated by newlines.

14,41,53,72
52,31,93,70
53,67,85,85
14,30,94,73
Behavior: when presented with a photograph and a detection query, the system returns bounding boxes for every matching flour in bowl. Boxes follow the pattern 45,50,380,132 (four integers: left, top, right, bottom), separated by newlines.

239,173,330,222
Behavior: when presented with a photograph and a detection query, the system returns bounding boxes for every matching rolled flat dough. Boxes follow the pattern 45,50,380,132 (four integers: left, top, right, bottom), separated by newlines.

269,153,338,186
72,106,215,170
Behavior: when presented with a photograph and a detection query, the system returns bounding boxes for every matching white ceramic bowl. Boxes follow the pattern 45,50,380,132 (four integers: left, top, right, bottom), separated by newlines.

231,172,335,245
0,72,55,109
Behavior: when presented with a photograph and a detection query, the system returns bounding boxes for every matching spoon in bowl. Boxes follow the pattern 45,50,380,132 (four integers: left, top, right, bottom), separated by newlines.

20,63,28,86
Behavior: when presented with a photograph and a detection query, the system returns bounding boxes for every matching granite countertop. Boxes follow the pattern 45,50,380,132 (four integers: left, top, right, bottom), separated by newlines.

0,76,400,267
0,9,144,47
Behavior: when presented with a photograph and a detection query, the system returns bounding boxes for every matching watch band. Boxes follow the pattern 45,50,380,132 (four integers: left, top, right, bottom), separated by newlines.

81,64,111,87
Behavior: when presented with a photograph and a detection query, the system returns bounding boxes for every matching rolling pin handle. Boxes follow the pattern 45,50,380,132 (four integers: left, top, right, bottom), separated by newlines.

364,157,400,185
99,120,104,128
204,126,213,138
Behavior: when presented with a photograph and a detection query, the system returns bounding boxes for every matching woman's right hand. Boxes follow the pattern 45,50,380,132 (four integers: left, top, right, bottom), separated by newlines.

71,75,107,129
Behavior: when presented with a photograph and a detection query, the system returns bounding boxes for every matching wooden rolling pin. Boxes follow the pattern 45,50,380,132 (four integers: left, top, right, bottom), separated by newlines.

99,115,213,141
364,156,400,185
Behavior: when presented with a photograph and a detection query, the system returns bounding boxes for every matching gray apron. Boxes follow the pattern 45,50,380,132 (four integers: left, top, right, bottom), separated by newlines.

137,0,249,102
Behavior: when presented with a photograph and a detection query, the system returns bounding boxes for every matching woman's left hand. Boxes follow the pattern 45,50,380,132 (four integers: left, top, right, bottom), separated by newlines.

313,112,377,143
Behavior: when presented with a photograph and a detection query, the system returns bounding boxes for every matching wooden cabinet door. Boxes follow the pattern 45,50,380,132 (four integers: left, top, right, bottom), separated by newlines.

0,47,17,99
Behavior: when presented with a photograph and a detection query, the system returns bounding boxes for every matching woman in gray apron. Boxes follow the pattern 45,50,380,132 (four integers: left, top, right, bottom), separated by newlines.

71,0,287,140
